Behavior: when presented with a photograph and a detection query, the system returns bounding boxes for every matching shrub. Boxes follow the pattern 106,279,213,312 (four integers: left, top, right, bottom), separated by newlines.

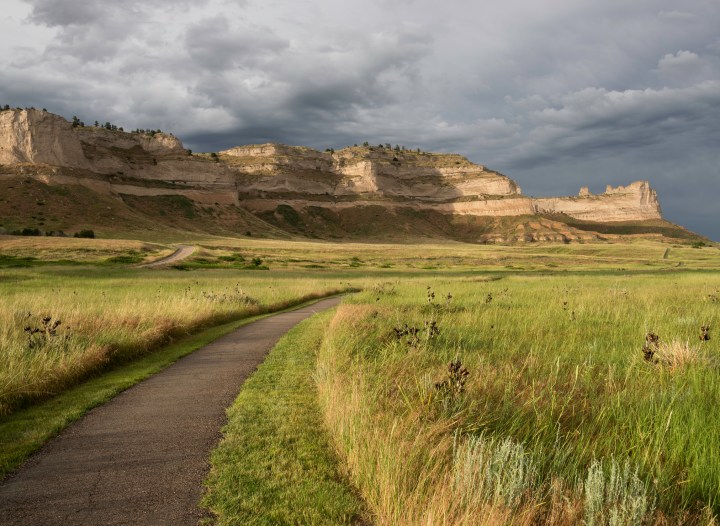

11,227,41,236
74,230,95,239
276,205,301,226
583,458,653,526
452,433,536,509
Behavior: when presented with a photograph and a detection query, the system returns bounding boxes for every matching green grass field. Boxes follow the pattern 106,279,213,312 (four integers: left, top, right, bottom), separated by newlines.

0,262,359,414
318,272,720,524
2,235,720,524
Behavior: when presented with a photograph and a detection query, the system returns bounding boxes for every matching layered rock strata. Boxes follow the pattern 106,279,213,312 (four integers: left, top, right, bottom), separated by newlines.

0,109,663,233
0,109,238,205
533,182,661,222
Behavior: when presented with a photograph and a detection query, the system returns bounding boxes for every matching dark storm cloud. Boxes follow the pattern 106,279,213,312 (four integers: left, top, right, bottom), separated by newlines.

179,21,435,143
184,16,289,71
24,0,212,62
1,0,719,238
506,81,720,167
27,0,120,26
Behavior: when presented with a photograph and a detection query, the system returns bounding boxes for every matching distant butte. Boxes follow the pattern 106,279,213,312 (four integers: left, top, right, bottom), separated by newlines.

1,108,694,243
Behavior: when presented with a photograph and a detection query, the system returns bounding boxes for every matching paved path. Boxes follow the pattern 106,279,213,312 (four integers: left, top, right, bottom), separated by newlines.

0,296,342,526
141,245,196,268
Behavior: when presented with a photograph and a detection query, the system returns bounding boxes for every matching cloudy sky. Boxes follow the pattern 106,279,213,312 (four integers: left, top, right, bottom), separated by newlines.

1,0,719,238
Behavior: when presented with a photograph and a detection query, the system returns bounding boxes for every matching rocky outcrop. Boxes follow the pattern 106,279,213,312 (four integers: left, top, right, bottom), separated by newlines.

533,181,662,222
0,108,238,204
223,143,662,222
223,144,521,202
0,108,89,168
0,109,666,239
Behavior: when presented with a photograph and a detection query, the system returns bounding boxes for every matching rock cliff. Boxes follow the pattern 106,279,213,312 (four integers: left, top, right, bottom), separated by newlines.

220,143,661,224
0,108,238,205
533,182,661,222
0,108,88,167
0,108,674,241
222,143,520,201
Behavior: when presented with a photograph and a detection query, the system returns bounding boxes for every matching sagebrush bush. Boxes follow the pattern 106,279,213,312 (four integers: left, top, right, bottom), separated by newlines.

452,433,537,510
583,458,654,526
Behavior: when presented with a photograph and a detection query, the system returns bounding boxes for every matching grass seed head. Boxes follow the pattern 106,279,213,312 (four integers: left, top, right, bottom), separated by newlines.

435,360,469,395
642,332,660,363
700,325,710,342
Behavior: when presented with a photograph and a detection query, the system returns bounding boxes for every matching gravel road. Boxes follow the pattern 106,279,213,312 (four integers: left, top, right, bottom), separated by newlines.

141,245,196,267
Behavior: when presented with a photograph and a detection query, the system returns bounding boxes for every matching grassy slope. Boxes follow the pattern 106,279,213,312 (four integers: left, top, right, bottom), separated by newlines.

542,213,707,242
0,175,283,241
202,311,367,525
1,172,707,244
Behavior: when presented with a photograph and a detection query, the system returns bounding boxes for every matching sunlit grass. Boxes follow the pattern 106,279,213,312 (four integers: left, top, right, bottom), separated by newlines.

202,312,367,525
3,235,720,523
318,272,720,523
0,266,359,414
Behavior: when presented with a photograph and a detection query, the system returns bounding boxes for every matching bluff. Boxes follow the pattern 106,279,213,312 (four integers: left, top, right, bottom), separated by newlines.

219,143,661,222
0,108,238,205
534,182,661,222
0,108,681,242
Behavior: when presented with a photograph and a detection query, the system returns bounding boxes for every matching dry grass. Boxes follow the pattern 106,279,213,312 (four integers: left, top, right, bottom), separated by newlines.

197,237,720,271
317,273,720,524
0,267,357,414
0,236,169,262
655,340,702,368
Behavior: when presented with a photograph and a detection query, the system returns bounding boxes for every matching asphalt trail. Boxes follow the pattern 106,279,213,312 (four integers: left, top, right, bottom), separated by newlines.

0,296,342,525
141,245,196,268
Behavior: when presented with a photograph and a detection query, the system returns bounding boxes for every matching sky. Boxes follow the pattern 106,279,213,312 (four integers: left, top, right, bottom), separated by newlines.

1,0,718,238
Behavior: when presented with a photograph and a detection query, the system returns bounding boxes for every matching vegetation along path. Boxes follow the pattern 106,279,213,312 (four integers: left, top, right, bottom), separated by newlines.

0,296,343,526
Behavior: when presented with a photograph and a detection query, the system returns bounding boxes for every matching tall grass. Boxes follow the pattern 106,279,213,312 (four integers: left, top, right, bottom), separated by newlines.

317,273,720,524
0,267,356,414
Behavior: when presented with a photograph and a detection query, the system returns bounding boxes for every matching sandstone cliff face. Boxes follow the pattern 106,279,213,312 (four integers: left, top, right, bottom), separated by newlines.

0,109,89,168
533,181,662,222
222,143,662,223
222,143,521,202
0,109,239,204
0,110,664,230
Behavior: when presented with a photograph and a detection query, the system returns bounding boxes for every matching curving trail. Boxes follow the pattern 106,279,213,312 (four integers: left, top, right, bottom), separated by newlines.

141,245,196,267
0,296,342,526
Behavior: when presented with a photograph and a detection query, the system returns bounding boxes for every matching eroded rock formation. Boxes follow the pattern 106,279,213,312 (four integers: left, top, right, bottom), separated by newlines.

0,109,668,241
533,181,661,222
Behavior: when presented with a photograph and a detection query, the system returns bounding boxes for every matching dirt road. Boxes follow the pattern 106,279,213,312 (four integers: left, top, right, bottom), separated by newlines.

0,296,342,525
141,245,196,267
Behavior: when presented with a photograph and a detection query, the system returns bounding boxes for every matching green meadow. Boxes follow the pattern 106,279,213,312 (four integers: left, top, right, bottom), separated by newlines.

319,272,720,524
1,235,720,524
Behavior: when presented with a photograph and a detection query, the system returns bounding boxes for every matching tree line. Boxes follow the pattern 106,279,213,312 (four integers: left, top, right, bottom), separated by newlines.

0,105,171,138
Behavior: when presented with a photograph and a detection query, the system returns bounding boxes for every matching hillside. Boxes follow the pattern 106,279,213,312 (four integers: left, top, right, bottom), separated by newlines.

0,108,701,243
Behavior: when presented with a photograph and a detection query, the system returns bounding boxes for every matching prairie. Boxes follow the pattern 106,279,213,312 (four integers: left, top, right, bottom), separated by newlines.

317,272,720,524
0,264,356,414
2,235,720,524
